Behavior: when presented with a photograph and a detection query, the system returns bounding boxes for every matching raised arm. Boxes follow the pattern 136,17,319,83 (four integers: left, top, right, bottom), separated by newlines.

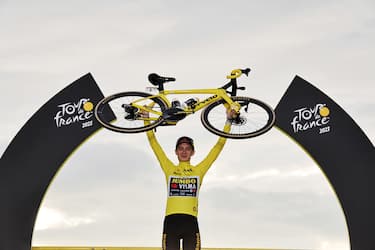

197,121,231,175
145,121,173,171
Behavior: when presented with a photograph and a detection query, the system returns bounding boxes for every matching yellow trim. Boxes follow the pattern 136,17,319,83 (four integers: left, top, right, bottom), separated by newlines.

32,247,299,250
272,126,351,244
31,127,105,247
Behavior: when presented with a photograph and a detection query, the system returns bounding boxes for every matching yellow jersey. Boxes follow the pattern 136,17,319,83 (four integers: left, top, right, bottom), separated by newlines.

146,124,230,217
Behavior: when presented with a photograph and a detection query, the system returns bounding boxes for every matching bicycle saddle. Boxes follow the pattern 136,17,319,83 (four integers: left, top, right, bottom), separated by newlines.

148,73,176,86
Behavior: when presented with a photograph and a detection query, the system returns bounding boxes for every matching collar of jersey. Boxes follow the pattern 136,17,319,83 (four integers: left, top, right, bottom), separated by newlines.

178,161,191,168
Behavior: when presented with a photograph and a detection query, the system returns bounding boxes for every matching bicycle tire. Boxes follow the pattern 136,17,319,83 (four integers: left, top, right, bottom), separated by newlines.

95,91,167,133
201,96,275,139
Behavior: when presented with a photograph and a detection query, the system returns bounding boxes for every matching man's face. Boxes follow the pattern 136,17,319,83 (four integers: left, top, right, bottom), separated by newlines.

175,143,195,162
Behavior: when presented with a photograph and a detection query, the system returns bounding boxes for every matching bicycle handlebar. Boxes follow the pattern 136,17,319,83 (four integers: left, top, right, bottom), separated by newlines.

221,68,251,96
226,68,251,79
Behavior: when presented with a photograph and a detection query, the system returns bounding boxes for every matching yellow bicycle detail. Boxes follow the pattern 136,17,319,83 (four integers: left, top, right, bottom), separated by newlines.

94,68,275,139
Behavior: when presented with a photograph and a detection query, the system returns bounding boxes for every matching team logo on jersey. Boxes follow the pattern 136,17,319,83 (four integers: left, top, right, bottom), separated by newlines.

169,176,199,197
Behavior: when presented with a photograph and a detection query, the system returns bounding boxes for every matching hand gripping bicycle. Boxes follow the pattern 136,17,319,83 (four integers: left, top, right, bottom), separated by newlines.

94,68,275,139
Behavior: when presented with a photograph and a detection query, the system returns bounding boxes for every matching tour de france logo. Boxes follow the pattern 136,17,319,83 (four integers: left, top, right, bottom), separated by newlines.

290,103,331,135
54,98,94,129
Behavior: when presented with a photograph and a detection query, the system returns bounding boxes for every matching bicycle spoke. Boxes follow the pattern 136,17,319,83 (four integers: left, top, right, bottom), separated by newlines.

201,97,275,139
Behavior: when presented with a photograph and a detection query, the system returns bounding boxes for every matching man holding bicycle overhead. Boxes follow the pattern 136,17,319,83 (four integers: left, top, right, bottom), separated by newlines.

144,109,234,250
93,68,275,248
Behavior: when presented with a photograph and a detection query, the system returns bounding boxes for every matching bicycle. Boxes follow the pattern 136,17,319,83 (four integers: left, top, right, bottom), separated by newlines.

94,68,275,139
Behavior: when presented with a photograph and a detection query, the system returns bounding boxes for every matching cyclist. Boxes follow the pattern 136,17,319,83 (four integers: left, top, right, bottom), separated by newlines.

144,109,234,250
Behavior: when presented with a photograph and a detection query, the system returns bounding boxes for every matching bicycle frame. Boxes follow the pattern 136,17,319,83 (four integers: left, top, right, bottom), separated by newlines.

131,87,240,121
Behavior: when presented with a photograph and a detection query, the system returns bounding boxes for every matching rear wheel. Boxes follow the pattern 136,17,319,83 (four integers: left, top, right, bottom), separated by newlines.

201,96,275,139
94,91,167,133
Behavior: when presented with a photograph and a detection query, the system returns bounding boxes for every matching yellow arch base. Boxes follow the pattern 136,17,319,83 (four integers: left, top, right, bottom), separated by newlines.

32,247,297,250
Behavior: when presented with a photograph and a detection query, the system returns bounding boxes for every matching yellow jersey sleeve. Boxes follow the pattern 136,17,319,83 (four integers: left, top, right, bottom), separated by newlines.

197,122,231,176
146,128,174,173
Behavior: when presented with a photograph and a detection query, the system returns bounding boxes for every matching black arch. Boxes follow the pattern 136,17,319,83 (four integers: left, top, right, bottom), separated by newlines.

275,76,374,250
0,73,114,250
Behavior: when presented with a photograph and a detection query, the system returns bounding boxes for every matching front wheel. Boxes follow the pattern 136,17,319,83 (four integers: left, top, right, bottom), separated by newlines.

94,91,167,133
201,96,275,139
